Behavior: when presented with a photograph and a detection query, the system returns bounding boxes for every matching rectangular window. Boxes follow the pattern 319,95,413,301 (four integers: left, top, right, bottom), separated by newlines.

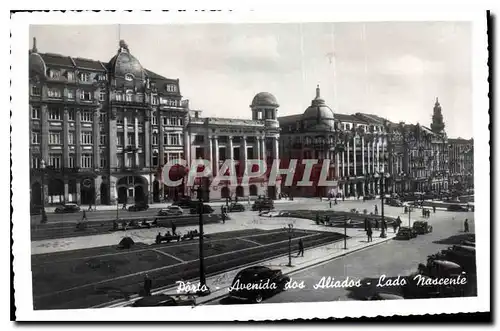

31,86,41,96
49,155,61,168
68,155,75,168
49,132,61,145
68,132,75,145
31,106,40,119
48,88,62,99
152,134,158,145
100,157,107,168
194,135,204,144
99,113,107,123
126,93,133,102
80,72,91,82
170,134,179,145
125,154,134,168
138,134,144,146
31,132,40,144
162,117,168,125
31,156,40,169
127,133,135,146
80,90,92,101
98,74,107,81
80,111,93,122
163,135,168,145
67,89,75,100
99,92,106,102
80,132,93,145
152,113,157,125
160,97,168,105
49,70,60,79
166,84,177,92
68,109,75,121
117,133,124,146
117,155,123,168
179,118,183,126
152,156,158,166
100,134,107,145
115,93,123,101
81,155,93,168
67,71,75,81
117,116,124,125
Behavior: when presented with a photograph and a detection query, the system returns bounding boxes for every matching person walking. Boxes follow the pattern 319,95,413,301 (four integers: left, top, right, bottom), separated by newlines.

297,239,304,257
375,218,379,230
222,211,226,224
172,221,177,236
329,200,332,208
464,219,469,233
143,274,152,296
433,206,436,213
367,225,373,242
88,203,92,212
374,205,378,216
364,217,368,231
82,210,87,221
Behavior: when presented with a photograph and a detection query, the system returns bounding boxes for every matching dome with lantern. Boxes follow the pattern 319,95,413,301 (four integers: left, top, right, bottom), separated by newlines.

108,40,145,81
251,92,279,108
302,85,335,130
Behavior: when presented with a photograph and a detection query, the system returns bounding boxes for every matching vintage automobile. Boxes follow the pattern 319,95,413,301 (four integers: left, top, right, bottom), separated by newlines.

228,203,246,212
54,203,81,213
228,266,289,303
386,198,403,207
157,206,183,216
189,204,214,215
412,221,433,234
363,194,376,201
403,260,467,299
461,240,476,247
131,294,195,307
395,227,418,240
172,197,197,209
128,203,149,212
427,246,476,274
251,199,274,211
447,204,469,212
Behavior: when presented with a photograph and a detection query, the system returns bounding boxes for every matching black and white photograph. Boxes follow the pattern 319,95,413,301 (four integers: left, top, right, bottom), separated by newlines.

10,9,490,321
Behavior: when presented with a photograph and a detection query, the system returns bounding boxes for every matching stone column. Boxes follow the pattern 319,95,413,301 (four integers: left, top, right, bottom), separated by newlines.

361,136,365,174
213,136,219,175
341,148,345,178
208,135,213,170
75,109,82,168
273,136,279,160
93,111,100,169
63,108,69,167
367,142,371,174
184,131,190,163
134,117,139,167
260,137,266,160
229,136,234,160
353,136,357,176
376,137,380,173
109,107,118,171
76,181,81,204
144,113,151,168
336,151,340,179
242,136,248,172
346,140,350,177
256,137,261,161
64,179,69,203
94,175,102,205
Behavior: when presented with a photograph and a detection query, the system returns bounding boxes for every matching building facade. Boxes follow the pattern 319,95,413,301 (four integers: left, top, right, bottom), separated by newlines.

29,38,187,206
184,93,281,200
448,138,474,190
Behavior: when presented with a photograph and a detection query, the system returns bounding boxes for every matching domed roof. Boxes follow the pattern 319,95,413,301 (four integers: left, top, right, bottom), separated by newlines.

108,40,145,80
302,85,335,121
251,92,279,107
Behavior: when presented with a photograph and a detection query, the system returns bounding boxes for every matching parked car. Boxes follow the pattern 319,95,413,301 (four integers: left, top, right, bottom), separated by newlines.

228,203,245,212
54,203,81,213
157,206,183,216
30,204,44,215
131,294,195,307
228,266,289,303
363,194,376,200
386,198,403,207
128,203,149,212
172,197,196,208
189,204,214,214
395,227,417,240
251,199,274,211
412,221,433,234
447,204,469,212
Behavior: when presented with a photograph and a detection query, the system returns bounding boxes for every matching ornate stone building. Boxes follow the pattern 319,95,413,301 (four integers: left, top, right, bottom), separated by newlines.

448,138,474,190
184,92,281,200
29,38,187,206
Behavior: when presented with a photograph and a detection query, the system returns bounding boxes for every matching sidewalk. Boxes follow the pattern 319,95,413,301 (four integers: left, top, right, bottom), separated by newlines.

99,227,395,308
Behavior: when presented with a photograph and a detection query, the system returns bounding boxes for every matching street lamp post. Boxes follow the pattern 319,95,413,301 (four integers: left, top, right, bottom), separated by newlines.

40,159,47,224
195,185,210,296
343,216,347,249
287,223,294,267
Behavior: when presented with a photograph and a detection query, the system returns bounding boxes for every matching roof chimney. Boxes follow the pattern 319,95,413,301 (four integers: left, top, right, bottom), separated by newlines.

32,37,38,53
316,84,321,99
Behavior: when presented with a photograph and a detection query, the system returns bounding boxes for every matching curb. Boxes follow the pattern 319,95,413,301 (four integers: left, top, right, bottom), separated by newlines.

196,234,395,305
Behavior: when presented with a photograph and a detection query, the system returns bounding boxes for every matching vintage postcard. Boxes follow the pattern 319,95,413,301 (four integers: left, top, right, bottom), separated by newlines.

10,9,490,321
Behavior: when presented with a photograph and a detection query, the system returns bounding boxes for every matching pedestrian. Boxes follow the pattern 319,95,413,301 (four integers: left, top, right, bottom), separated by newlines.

297,239,304,257
143,274,152,296
172,221,177,236
222,211,226,224
375,218,379,230
342,195,345,202
392,221,398,233
82,210,87,221
433,206,436,213
88,203,92,211
334,197,338,205
320,196,322,202
367,226,373,242
329,200,332,208
464,219,469,233
364,218,368,231
374,205,378,215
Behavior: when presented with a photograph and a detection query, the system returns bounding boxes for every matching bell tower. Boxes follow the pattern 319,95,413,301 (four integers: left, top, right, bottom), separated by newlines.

431,97,445,134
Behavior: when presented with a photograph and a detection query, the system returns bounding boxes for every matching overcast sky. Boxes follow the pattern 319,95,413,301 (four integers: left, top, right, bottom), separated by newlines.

30,22,472,138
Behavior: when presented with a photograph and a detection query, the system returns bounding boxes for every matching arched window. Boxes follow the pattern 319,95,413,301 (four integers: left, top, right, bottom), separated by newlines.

125,73,134,81
125,90,133,102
